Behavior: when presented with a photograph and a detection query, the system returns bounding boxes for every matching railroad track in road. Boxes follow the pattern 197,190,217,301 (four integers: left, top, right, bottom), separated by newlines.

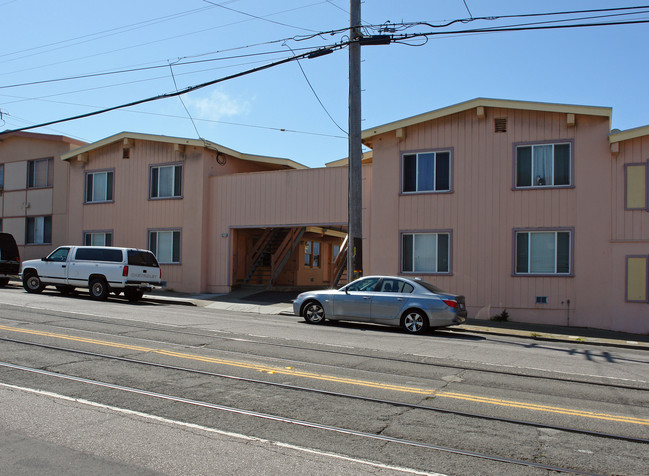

2,309,648,393
1,335,648,445
1,333,648,475
0,360,613,476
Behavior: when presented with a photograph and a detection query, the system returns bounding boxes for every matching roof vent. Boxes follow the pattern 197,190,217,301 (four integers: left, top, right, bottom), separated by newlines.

494,118,507,133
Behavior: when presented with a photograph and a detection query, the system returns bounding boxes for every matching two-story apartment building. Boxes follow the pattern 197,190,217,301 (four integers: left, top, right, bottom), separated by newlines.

3,98,647,334
0,131,86,260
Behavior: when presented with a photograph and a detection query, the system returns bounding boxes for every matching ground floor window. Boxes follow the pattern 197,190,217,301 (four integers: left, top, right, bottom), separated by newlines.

401,231,450,274
515,229,572,275
626,255,648,302
84,231,113,247
304,241,320,268
26,216,52,244
149,229,181,264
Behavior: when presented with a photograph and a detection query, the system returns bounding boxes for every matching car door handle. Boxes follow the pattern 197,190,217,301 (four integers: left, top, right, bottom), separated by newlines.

61,265,66,268
363,296,370,300
397,298,404,301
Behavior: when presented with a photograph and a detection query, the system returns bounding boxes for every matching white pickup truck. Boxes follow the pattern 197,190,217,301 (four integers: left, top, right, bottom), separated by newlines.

20,246,165,302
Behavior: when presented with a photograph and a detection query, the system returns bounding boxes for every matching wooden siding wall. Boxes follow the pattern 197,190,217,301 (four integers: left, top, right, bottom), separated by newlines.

207,166,357,292
369,108,613,328
612,135,649,240
68,141,210,292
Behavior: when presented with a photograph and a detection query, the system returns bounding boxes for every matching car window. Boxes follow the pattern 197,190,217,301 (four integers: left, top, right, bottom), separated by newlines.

379,279,415,293
416,280,446,294
128,250,159,267
346,277,380,292
75,248,123,262
47,247,70,262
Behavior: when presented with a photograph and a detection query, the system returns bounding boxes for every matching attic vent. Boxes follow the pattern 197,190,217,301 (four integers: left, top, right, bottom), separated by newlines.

494,118,507,133
122,148,130,159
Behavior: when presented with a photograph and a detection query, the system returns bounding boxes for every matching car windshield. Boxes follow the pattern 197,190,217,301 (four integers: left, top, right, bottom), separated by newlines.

415,280,446,294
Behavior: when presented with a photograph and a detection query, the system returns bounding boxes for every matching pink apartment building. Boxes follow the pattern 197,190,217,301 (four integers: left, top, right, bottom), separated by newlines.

2,98,648,333
0,131,86,260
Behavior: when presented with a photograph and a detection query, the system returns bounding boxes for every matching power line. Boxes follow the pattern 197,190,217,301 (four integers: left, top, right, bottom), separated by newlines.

0,42,346,136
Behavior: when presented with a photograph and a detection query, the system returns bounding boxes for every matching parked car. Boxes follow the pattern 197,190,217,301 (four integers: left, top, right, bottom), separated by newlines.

293,276,467,334
20,246,165,302
0,233,21,287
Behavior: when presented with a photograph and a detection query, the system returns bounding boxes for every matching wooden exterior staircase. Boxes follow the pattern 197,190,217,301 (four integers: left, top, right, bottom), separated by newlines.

244,227,305,286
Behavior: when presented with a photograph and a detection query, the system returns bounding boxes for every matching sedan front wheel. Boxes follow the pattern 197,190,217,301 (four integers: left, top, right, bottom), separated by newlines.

401,310,428,334
303,301,325,324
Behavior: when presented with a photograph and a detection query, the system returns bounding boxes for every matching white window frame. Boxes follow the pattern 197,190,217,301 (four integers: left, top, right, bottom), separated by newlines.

150,164,182,199
514,229,573,276
401,150,452,194
26,216,52,245
514,142,572,189
83,231,113,247
401,231,451,274
149,229,181,264
85,170,114,203
27,157,53,189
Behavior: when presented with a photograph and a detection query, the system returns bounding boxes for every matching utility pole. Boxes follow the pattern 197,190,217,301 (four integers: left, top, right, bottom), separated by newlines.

347,0,363,282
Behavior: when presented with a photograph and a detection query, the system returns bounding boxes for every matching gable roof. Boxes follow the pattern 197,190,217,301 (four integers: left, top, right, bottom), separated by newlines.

0,130,86,146
361,98,612,146
61,131,307,169
609,124,649,143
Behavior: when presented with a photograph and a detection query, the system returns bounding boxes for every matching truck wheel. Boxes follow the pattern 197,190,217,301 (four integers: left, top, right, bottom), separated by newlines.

89,278,109,301
23,272,45,293
124,288,144,302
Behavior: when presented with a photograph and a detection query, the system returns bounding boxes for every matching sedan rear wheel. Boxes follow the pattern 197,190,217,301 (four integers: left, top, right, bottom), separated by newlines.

303,301,325,324
401,310,428,334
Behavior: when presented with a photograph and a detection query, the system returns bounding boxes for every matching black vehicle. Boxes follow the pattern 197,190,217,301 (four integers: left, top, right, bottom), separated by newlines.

0,233,20,287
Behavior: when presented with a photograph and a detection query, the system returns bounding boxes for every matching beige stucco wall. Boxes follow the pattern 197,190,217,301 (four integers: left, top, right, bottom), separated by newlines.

0,133,84,259
367,107,640,331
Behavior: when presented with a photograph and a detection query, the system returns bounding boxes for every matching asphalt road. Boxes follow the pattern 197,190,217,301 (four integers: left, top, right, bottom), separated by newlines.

0,285,647,475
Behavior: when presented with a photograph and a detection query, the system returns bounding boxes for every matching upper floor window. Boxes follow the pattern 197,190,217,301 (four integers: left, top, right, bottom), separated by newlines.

28,157,53,188
84,231,113,247
515,142,571,188
401,231,451,274
515,229,572,275
625,163,648,210
150,164,182,199
402,150,451,193
149,229,181,264
26,215,52,244
85,170,114,203
304,241,320,268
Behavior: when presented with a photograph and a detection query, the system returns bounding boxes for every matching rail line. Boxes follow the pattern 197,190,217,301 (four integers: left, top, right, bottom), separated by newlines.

1,336,647,445
0,360,606,476
1,309,647,392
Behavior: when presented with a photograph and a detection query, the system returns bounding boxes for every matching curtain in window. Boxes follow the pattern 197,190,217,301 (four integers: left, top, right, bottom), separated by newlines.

414,234,436,272
158,166,173,197
93,173,107,202
402,234,413,272
157,231,174,263
417,153,435,191
530,232,556,273
402,155,417,192
533,145,552,186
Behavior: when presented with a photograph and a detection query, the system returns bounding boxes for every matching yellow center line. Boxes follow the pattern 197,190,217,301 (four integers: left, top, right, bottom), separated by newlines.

2,324,648,426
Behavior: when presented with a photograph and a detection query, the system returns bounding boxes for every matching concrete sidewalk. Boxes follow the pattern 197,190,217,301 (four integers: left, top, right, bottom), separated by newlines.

144,289,649,351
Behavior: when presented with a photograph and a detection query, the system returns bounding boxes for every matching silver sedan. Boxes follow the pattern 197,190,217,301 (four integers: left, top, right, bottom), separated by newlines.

293,276,467,334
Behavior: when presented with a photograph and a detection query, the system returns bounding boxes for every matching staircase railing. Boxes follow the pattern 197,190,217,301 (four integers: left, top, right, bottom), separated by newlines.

271,227,305,285
332,235,348,287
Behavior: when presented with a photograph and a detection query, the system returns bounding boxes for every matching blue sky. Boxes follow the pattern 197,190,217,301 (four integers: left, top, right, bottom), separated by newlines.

1,1,647,167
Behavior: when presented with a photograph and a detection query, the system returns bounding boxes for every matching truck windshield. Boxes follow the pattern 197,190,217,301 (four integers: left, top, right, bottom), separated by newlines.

128,250,159,267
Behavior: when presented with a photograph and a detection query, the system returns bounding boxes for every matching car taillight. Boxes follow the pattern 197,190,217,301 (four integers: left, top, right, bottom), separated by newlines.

122,265,129,277
442,299,458,308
